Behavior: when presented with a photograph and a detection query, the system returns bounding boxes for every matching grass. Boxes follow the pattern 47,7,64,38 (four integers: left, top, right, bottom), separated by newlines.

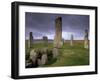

25,41,89,67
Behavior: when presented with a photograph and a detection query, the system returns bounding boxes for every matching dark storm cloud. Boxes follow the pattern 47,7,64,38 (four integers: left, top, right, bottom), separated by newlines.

62,15,89,30
25,12,55,33
25,12,89,40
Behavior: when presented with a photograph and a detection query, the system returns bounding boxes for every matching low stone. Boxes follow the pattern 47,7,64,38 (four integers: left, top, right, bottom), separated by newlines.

52,48,59,59
41,54,48,65
30,49,37,64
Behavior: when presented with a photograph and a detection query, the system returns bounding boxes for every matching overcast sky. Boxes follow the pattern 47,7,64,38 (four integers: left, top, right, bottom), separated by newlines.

25,12,89,40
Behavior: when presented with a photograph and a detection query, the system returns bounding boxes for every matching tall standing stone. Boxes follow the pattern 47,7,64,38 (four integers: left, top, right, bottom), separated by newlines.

84,29,89,49
28,32,33,48
70,34,73,46
43,36,48,46
54,17,62,48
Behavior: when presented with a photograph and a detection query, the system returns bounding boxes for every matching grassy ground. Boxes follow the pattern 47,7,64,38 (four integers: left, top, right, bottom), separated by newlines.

26,41,89,67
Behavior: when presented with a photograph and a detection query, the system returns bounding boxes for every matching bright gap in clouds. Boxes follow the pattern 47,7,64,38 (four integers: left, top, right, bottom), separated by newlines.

62,31,84,40
25,27,85,40
26,31,84,40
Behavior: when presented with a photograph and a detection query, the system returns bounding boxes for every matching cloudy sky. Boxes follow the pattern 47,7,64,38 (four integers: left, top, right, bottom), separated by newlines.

25,12,89,40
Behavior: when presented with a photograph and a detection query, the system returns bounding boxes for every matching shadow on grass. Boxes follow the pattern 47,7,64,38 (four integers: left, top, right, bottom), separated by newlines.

26,58,58,68
44,58,57,66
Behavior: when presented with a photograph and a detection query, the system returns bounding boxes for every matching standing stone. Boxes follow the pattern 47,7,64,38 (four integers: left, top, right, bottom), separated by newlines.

30,49,37,64
41,54,48,65
70,34,74,46
52,48,59,59
54,17,62,48
28,32,33,48
43,36,48,46
84,29,89,49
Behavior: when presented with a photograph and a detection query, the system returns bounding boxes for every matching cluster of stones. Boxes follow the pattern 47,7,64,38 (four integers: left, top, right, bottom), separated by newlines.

26,48,59,68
